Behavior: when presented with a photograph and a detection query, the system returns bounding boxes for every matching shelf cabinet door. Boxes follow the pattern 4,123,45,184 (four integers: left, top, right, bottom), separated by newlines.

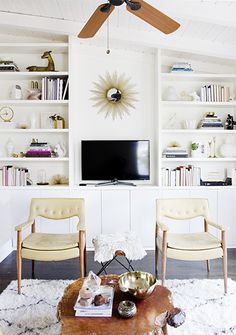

218,188,236,247
101,190,130,234
0,190,12,246
130,190,161,248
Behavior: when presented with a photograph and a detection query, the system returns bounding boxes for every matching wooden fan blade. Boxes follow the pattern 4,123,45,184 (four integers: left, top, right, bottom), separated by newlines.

78,4,115,38
126,0,180,34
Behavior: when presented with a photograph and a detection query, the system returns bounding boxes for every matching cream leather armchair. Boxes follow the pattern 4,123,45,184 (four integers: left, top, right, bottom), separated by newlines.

155,198,227,293
15,198,86,294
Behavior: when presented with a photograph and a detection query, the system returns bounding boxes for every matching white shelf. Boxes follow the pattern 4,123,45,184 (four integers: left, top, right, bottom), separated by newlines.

161,101,236,107
0,129,69,133
162,129,235,134
0,71,68,79
161,73,236,81
161,157,236,162
0,43,68,54
0,157,69,162
0,100,68,105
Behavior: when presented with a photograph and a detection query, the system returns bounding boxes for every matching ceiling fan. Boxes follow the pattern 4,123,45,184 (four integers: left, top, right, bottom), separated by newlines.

78,0,180,38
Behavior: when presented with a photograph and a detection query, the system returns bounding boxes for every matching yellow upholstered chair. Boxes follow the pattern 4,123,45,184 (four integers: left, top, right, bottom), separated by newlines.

15,198,86,294
155,198,227,293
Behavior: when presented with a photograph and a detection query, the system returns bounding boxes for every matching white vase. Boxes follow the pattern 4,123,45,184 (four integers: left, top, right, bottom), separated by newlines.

6,139,14,157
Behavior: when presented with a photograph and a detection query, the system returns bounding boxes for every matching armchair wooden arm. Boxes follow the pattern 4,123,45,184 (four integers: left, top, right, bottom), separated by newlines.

207,220,225,231
156,221,169,232
15,220,34,232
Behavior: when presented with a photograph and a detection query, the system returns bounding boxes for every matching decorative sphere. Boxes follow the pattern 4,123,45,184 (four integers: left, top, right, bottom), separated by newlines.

107,88,122,102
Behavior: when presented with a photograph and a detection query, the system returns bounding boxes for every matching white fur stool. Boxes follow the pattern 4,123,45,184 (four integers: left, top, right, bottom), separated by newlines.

92,232,147,275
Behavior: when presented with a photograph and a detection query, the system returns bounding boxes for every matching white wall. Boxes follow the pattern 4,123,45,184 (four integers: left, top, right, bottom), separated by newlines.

69,37,156,185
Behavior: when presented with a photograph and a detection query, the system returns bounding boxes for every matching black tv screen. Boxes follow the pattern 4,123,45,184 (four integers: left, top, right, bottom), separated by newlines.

81,140,150,181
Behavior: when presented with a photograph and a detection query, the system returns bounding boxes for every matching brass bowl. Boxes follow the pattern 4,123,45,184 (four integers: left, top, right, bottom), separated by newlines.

118,271,157,300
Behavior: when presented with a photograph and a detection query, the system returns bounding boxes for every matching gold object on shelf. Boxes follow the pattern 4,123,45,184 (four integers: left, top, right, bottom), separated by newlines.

0,106,14,122
26,51,55,72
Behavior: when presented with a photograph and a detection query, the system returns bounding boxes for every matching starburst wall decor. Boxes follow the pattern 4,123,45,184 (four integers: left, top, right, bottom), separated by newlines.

90,71,138,120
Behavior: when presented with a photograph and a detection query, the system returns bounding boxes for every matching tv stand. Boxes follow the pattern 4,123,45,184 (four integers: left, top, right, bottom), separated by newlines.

95,178,136,187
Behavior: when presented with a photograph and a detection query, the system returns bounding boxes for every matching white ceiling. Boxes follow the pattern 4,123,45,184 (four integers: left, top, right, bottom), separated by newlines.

0,0,236,59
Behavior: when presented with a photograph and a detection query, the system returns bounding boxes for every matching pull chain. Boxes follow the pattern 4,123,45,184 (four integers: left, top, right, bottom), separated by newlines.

106,16,110,54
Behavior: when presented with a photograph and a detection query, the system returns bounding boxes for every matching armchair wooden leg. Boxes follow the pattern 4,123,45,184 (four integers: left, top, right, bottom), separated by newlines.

32,260,35,279
79,247,86,278
206,260,210,272
161,231,167,286
155,244,159,279
79,230,86,278
222,230,227,294
17,231,22,294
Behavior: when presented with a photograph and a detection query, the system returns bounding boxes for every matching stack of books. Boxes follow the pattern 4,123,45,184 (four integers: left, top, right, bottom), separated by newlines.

198,113,223,128
26,141,52,157
0,166,29,186
171,62,193,72
41,77,69,100
163,147,188,158
74,285,114,317
200,84,230,102
162,165,201,187
0,60,19,72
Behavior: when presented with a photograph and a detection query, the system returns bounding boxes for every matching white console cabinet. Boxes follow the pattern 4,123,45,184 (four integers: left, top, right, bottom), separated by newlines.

1,186,235,260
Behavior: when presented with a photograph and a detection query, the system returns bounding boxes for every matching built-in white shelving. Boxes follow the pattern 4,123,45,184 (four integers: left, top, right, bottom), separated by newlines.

0,41,70,187
159,49,236,187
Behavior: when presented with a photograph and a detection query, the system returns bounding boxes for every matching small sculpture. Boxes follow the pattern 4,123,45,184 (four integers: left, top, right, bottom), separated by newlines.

27,81,41,100
189,91,200,101
53,143,66,157
49,174,69,185
26,51,55,72
225,114,234,130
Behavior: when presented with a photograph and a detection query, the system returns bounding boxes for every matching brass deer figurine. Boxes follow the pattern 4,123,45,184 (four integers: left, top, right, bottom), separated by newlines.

26,51,55,72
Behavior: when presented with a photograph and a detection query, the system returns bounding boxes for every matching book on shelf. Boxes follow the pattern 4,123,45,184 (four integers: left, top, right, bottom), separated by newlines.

162,165,201,187
74,285,114,317
26,141,52,157
0,166,29,186
163,147,188,158
170,62,193,72
41,76,68,100
200,84,230,102
0,61,19,72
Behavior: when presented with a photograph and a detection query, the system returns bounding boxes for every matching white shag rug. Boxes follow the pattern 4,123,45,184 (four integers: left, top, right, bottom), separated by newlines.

0,278,236,335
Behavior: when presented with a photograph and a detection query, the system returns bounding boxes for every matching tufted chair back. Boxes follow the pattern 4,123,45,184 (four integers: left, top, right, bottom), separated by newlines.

156,198,210,221
28,198,85,230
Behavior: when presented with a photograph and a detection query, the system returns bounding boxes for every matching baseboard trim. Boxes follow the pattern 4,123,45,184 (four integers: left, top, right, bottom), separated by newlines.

0,240,13,263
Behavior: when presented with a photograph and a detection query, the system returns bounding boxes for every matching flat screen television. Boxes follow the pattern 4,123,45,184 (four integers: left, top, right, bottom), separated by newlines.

81,140,150,183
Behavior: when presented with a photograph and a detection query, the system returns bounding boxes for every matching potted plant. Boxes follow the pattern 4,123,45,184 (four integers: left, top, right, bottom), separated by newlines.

191,142,200,157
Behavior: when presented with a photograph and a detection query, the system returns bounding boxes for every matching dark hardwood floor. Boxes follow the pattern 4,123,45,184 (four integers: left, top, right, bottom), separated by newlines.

0,249,235,293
